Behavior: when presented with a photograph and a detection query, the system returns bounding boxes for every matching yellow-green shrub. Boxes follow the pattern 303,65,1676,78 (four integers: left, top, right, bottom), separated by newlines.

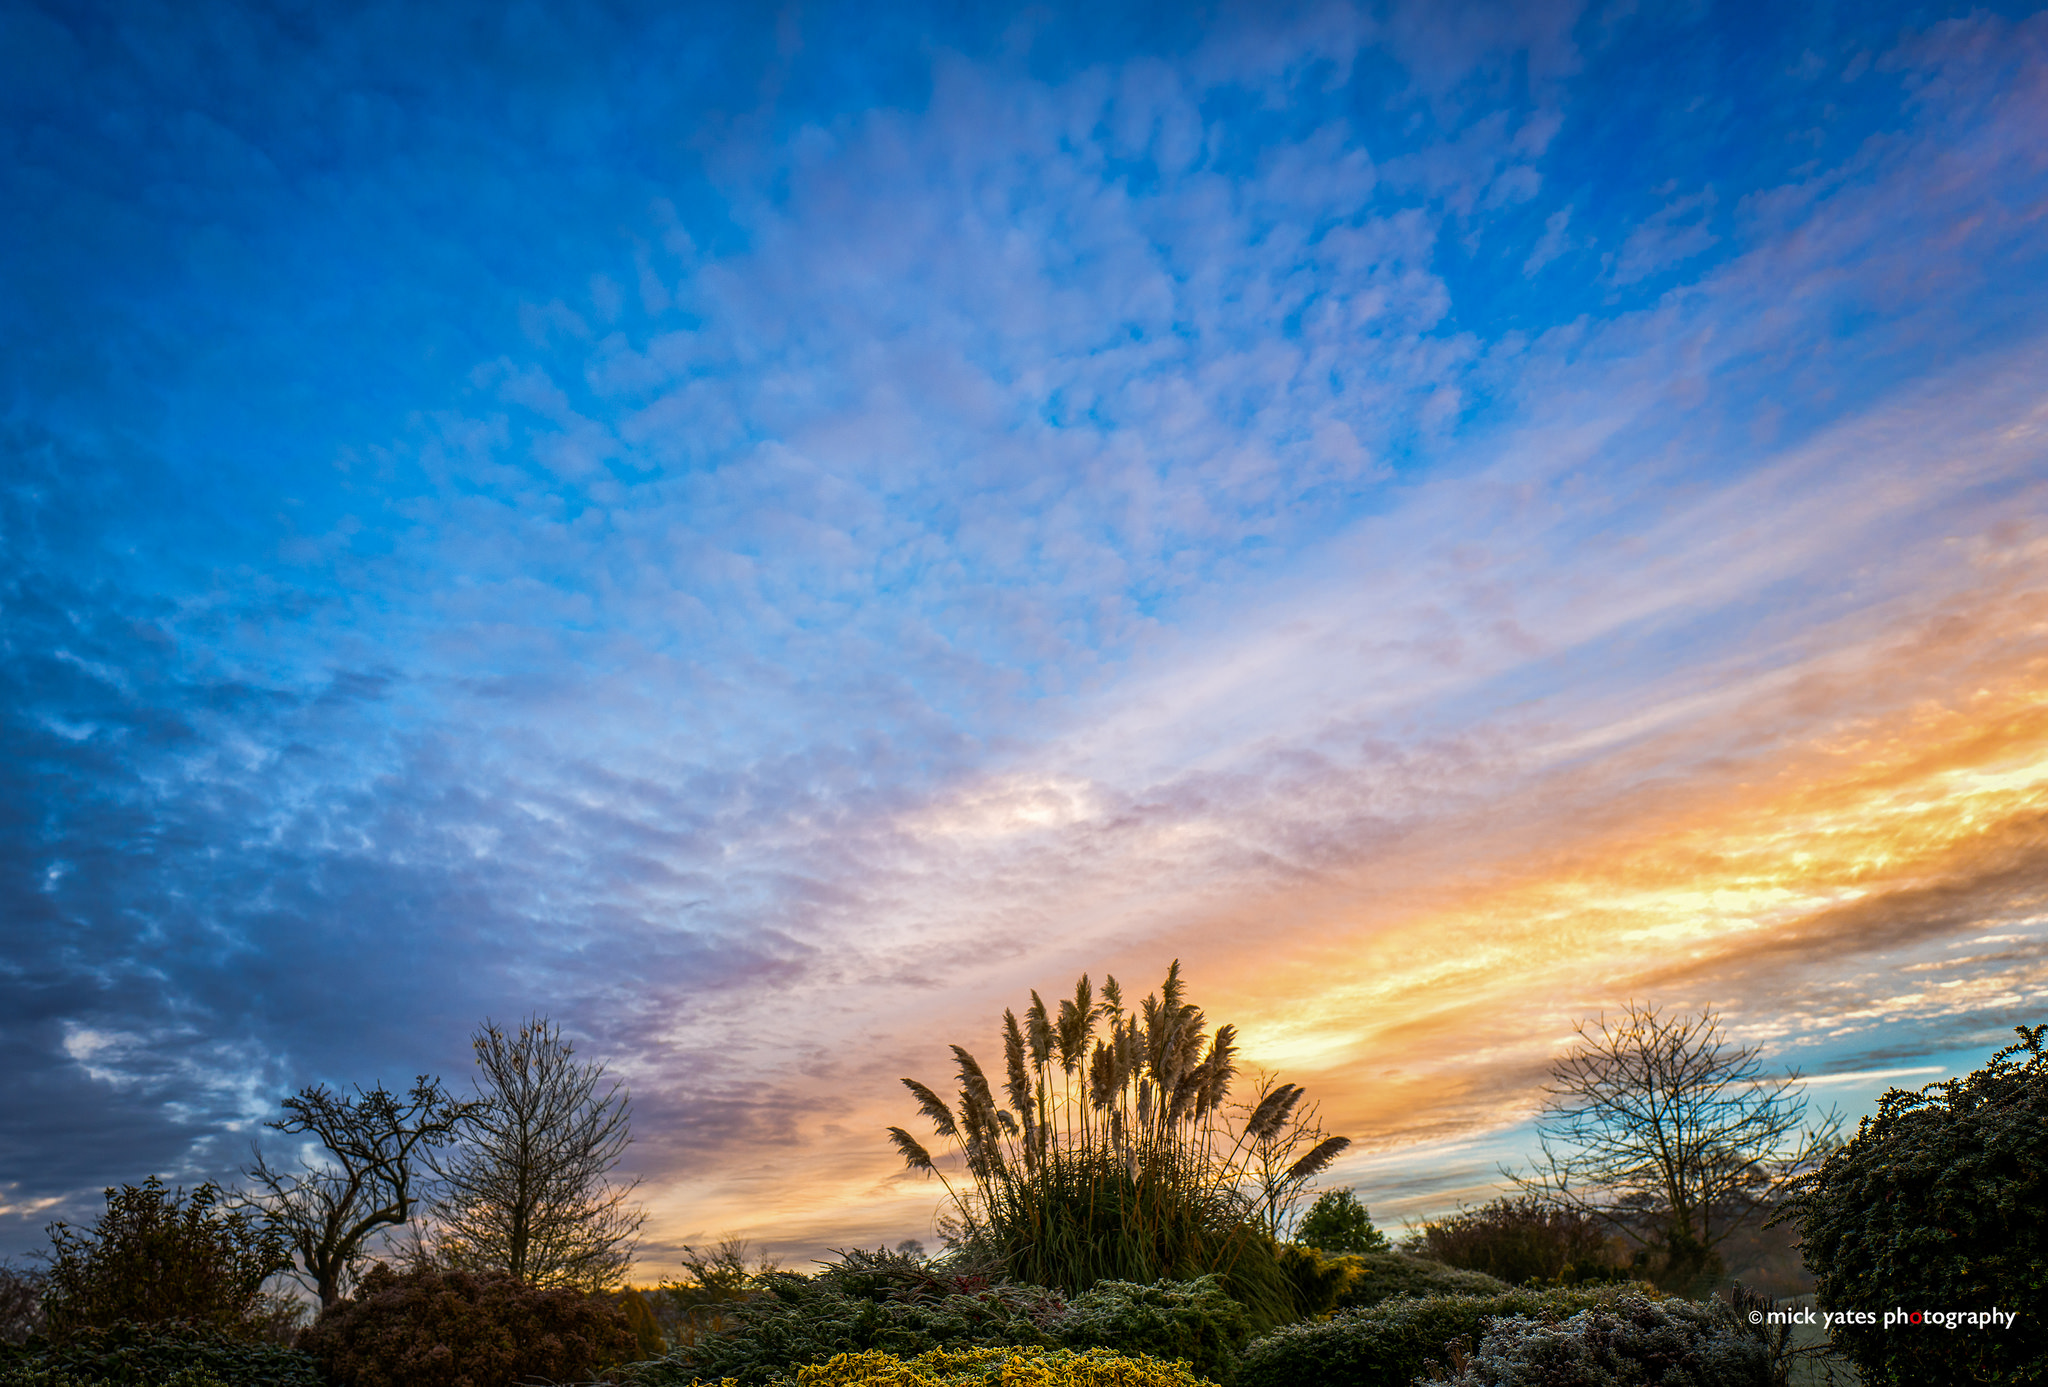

790,1345,1209,1387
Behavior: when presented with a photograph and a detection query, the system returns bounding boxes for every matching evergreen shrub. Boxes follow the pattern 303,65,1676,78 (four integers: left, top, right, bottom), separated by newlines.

633,1252,1257,1386
0,1321,322,1387
1780,1023,2048,1386
1233,1284,1649,1387
298,1263,632,1387
1326,1253,1510,1310
788,1345,1208,1387
1412,1293,1769,1387
1053,1278,1249,1383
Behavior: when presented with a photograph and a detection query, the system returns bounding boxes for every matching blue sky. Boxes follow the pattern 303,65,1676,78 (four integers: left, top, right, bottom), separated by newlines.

5,0,2048,1265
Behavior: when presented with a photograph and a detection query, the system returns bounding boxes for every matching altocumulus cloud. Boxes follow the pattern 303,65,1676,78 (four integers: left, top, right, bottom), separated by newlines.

3,0,2048,1262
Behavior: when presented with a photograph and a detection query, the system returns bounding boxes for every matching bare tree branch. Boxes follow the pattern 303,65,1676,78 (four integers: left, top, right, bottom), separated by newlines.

241,1077,471,1307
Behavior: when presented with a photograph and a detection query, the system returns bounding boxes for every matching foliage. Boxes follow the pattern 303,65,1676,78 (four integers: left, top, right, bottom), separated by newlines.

432,1016,646,1292
785,1345,1213,1387
1325,1253,1511,1310
1269,1246,1354,1320
631,1255,1063,1387
40,1179,293,1341
244,1076,472,1307
1409,1196,1625,1286
654,1237,785,1349
889,963,1346,1323
0,1265,45,1346
636,1250,1260,1387
1052,1277,1250,1383
1294,1192,1388,1255
1777,1023,2048,1386
297,1262,633,1387
1507,1004,1837,1293
619,1288,668,1359
0,1320,324,1387
1233,1283,1649,1387
1413,1292,1771,1387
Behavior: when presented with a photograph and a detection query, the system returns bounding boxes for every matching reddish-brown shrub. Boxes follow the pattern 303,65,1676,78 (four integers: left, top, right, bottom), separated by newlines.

299,1263,634,1387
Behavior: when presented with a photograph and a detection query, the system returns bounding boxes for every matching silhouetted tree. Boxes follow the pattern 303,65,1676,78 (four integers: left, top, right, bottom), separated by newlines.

243,1076,473,1307
431,1016,645,1290
1507,1002,1837,1291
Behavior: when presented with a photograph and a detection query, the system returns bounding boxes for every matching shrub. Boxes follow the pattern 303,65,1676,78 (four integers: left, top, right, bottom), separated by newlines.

619,1288,667,1357
1411,1197,1626,1286
1233,1283,1650,1387
1414,1293,1769,1386
632,1264,1062,1387
0,1320,323,1387
1326,1253,1510,1310
1295,1192,1388,1256
1055,1278,1250,1383
40,1180,292,1341
1779,1023,2048,1386
298,1263,632,1387
791,1345,1210,1387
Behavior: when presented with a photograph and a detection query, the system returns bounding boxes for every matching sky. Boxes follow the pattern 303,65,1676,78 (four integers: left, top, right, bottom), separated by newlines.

3,0,2047,1275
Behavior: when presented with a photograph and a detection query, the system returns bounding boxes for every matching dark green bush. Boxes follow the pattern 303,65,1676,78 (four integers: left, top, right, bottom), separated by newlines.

1327,1253,1510,1310
1295,1191,1388,1255
1413,1293,1769,1386
633,1251,1258,1386
40,1180,291,1342
1780,1023,2048,1386
630,1264,1062,1387
0,1321,323,1387
1055,1277,1250,1383
1233,1284,1648,1387
797,1345,1209,1387
298,1263,632,1387
1410,1196,1627,1287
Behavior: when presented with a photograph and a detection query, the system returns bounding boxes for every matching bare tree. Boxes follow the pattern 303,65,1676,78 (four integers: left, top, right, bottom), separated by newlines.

243,1077,472,1308
1507,1002,1838,1289
431,1017,645,1291
1233,1070,1351,1241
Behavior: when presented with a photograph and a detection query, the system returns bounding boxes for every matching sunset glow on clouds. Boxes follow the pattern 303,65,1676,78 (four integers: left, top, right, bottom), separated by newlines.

4,0,2047,1270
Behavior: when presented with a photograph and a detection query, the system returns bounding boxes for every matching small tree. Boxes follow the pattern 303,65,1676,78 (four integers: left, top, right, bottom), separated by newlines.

244,1076,473,1307
431,1016,645,1290
41,1178,292,1340
1507,1003,1835,1291
1295,1189,1388,1254
1235,1073,1352,1241
1777,1024,2048,1385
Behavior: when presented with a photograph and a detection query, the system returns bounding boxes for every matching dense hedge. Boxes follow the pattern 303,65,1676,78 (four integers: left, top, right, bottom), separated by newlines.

631,1254,1257,1387
787,1345,1210,1387
0,1321,323,1387
299,1264,632,1387
1781,1023,2048,1386
1234,1283,1649,1387
1413,1294,1769,1387
629,1268,1059,1386
1325,1254,1511,1311
1053,1279,1250,1383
